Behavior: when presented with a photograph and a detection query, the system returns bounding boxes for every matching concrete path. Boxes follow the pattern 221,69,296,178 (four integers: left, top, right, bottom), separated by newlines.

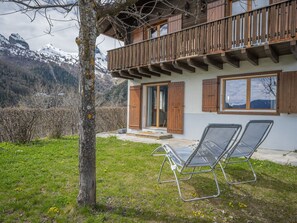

97,132,297,166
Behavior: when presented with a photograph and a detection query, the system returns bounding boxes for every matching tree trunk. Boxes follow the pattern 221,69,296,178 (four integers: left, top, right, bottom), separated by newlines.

77,0,97,206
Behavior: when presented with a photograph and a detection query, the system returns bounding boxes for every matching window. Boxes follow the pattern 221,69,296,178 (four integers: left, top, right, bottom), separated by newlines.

148,22,168,39
221,73,278,112
231,0,269,15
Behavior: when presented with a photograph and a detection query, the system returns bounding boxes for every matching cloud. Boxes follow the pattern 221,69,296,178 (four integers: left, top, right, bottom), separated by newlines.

0,2,122,53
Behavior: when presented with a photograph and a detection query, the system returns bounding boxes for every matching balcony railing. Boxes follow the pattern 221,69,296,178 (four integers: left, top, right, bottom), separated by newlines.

108,0,297,72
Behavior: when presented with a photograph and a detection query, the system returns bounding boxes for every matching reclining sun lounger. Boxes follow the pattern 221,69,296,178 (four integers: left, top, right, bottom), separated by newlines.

219,120,274,185
152,123,242,202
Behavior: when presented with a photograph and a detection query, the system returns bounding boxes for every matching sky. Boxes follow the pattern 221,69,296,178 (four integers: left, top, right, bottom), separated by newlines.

0,2,123,53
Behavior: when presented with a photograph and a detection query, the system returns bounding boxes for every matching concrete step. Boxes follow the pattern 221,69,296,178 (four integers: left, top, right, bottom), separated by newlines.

128,131,173,140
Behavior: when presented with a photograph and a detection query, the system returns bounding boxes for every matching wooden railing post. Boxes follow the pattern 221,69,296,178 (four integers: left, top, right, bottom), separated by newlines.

291,0,296,38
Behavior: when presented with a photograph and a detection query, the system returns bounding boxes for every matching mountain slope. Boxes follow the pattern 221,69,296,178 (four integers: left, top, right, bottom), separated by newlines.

0,33,126,107
101,80,128,106
0,56,78,107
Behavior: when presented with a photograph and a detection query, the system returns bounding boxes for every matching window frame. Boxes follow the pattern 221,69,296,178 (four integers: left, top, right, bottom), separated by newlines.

147,20,168,39
219,71,280,115
229,0,270,15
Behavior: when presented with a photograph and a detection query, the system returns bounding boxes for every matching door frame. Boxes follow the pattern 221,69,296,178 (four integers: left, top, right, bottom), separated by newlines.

143,81,170,129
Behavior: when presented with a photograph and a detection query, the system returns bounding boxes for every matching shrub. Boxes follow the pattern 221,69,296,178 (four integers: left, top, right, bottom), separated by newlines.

0,107,127,143
0,108,40,143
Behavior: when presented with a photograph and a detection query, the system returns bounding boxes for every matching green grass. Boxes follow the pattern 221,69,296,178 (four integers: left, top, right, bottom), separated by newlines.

0,136,296,223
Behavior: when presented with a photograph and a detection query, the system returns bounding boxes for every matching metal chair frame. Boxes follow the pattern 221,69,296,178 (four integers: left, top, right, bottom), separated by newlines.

153,124,242,202
219,120,274,185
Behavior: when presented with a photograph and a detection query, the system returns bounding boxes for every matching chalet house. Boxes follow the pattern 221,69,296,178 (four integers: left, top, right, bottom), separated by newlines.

102,0,297,151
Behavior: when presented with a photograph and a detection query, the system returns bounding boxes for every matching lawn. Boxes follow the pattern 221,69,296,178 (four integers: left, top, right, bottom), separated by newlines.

0,136,296,223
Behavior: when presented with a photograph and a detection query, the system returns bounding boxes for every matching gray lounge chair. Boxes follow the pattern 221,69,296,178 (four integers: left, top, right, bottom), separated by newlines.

219,120,274,185
152,124,242,202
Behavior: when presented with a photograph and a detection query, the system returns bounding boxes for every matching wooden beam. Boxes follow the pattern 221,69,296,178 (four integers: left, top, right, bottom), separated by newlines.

221,52,240,68
173,61,195,73
103,24,112,34
138,67,160,77
264,44,279,63
111,71,121,78
128,68,151,78
120,70,140,79
241,48,258,66
160,63,183,74
290,41,297,59
112,71,133,80
148,65,171,76
186,58,208,71
203,55,223,70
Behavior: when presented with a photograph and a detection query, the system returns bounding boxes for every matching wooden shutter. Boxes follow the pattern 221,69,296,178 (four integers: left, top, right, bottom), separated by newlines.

132,27,144,43
207,0,226,22
129,85,142,129
168,14,182,33
167,82,184,134
279,71,297,113
202,78,218,112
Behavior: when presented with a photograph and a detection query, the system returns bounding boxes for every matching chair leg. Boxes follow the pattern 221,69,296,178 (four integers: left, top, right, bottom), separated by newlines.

181,167,196,181
157,157,195,184
173,168,221,202
158,157,221,201
219,159,257,185
158,157,176,183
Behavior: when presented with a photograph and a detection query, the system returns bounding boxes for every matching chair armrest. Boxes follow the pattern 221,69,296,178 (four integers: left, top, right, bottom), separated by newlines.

151,145,167,156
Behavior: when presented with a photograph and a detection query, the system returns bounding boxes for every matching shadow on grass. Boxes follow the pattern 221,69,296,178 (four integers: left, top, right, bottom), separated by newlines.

219,164,297,193
25,137,78,147
93,203,209,223
156,163,297,222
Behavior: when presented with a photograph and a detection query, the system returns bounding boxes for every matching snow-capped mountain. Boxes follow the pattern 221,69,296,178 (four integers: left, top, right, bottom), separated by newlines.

0,34,10,45
0,33,108,76
0,33,41,60
0,33,125,107
9,33,30,50
37,43,78,65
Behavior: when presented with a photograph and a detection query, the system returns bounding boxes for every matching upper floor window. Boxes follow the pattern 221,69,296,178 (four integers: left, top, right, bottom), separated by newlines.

148,22,168,39
222,73,278,112
231,0,269,15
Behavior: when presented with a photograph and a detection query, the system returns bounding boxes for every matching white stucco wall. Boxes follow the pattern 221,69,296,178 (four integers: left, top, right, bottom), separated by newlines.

127,55,297,151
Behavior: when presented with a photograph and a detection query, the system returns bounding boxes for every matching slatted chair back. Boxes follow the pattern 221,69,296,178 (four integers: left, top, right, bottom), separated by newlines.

228,120,274,159
185,124,242,169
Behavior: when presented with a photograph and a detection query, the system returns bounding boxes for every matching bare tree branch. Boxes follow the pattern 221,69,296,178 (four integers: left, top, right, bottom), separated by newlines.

3,0,78,11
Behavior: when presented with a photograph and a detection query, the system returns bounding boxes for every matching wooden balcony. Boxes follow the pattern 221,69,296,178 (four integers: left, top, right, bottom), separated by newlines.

108,0,297,79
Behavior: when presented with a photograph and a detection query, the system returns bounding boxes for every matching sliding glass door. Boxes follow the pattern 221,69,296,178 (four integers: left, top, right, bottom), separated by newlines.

147,84,168,128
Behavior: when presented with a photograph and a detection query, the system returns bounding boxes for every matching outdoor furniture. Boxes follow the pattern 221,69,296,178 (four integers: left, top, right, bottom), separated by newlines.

219,120,274,185
152,124,242,202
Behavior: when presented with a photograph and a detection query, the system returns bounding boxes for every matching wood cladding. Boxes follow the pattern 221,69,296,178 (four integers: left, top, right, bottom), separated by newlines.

168,14,182,33
129,86,142,129
132,27,144,43
202,79,218,112
128,0,207,43
167,82,184,134
182,0,207,28
207,0,226,22
279,71,297,114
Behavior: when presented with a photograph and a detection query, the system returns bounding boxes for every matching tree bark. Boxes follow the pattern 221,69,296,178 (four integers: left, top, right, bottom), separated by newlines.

77,0,97,206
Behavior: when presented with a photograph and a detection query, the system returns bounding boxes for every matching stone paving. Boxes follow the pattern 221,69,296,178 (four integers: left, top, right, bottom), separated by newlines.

97,132,297,166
